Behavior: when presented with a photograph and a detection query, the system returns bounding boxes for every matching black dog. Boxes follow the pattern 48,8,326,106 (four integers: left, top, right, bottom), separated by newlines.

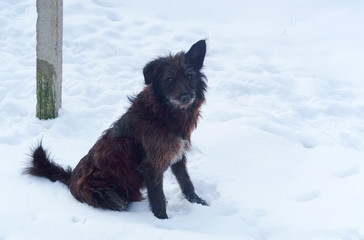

26,40,208,219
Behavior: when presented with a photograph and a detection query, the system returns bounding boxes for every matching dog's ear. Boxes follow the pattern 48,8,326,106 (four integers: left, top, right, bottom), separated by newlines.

185,40,206,70
143,60,159,85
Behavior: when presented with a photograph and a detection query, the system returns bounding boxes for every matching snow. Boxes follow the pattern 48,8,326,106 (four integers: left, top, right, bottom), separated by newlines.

1,0,364,239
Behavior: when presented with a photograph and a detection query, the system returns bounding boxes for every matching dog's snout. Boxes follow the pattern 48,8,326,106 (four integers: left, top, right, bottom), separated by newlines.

181,95,191,104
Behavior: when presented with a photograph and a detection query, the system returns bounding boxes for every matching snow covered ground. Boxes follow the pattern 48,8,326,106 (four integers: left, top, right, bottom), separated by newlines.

1,0,364,239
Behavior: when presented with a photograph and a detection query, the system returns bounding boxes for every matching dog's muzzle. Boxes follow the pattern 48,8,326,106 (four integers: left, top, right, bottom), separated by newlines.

169,93,195,109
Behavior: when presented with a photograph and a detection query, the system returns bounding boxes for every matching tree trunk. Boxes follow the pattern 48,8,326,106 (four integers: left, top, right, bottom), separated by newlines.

36,0,62,119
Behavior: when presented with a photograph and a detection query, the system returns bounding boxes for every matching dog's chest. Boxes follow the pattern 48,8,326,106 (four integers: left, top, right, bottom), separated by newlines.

170,138,191,165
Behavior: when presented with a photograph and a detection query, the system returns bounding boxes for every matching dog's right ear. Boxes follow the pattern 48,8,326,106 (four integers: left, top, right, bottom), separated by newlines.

185,40,206,70
143,60,159,85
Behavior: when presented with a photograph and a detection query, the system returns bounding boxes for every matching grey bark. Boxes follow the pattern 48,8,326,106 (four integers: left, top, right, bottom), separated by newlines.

36,0,62,119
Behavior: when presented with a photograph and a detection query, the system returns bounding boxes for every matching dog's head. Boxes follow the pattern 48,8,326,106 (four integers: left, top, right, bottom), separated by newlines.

143,40,207,110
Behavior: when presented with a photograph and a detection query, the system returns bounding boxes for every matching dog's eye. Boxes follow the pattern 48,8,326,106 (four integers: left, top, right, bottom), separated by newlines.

186,73,193,79
167,77,174,82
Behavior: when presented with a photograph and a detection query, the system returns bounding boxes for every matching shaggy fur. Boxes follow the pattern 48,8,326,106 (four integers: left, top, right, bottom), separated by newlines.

25,40,208,219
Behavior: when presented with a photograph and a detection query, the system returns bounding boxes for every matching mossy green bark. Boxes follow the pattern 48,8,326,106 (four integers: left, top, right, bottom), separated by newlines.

36,58,58,119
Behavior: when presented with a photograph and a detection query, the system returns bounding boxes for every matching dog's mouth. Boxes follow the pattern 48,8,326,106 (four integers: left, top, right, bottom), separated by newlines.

169,95,195,110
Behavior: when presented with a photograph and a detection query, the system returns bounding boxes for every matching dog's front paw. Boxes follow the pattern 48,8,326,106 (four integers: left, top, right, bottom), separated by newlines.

186,193,208,206
194,197,208,206
153,210,168,219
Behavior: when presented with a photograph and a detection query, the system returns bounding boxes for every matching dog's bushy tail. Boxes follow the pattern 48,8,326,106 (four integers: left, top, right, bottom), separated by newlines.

25,143,72,186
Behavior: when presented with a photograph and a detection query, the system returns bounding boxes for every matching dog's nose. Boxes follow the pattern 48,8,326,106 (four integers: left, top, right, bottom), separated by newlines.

181,95,191,104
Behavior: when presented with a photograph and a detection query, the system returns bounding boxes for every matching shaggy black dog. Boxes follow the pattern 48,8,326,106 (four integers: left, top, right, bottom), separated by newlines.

25,40,208,219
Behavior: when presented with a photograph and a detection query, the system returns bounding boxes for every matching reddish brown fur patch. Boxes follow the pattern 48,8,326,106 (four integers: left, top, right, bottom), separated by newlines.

127,85,203,173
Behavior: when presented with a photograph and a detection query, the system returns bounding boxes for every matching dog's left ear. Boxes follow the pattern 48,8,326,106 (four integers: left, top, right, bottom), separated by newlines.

185,40,206,70
143,60,159,85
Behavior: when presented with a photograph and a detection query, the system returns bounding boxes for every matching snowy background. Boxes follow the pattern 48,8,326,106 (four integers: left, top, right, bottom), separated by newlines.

1,0,364,239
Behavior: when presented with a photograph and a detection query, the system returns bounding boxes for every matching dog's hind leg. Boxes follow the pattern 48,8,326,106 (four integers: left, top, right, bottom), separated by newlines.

70,179,129,211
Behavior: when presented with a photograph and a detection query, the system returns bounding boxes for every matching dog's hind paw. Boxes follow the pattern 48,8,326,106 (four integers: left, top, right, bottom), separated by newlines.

93,190,129,211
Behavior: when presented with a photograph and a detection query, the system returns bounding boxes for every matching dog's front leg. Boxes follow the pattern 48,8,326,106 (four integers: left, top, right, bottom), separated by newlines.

142,163,168,219
171,156,208,206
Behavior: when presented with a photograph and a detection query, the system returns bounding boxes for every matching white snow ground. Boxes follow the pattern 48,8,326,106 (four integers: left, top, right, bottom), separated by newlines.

1,0,364,239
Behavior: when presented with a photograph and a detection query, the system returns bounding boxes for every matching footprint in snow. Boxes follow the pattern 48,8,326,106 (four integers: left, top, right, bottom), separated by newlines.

294,190,321,202
91,0,122,8
71,216,79,223
335,166,360,179
71,216,87,224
